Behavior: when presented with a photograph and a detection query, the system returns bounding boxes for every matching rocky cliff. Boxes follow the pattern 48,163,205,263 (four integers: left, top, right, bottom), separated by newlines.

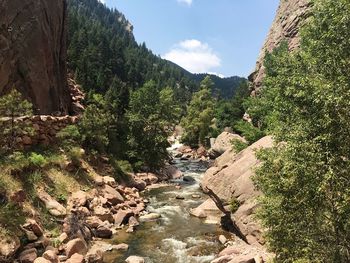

0,0,71,115
249,0,311,94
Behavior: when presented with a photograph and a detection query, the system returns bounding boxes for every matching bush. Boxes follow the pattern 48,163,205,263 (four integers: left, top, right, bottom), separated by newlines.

231,138,248,153
56,125,81,148
229,196,240,213
234,120,265,144
67,147,84,166
28,152,47,168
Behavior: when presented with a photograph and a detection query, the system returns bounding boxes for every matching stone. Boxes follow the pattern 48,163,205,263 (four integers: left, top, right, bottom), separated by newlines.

65,238,88,258
219,235,228,245
100,185,124,205
0,0,71,115
37,190,66,217
183,176,195,183
103,176,117,187
66,253,85,263
139,213,161,222
33,258,51,263
10,189,26,203
209,132,246,158
95,225,113,239
59,232,69,243
93,206,114,223
175,195,185,200
85,216,103,229
113,210,134,227
0,236,20,260
19,248,38,263
68,191,88,208
23,219,44,238
128,216,139,227
42,250,59,263
125,256,145,263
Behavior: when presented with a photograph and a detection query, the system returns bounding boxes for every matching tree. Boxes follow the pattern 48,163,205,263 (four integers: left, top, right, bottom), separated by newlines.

126,81,180,170
181,76,215,147
250,0,350,261
0,89,33,154
78,94,110,153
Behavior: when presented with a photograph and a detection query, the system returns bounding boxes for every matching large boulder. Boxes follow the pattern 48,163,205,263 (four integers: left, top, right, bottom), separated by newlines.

209,132,245,158
0,0,72,114
201,136,273,245
18,248,37,263
99,185,124,205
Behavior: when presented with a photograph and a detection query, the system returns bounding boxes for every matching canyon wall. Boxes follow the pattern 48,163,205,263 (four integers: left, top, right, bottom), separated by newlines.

249,0,312,94
0,0,71,115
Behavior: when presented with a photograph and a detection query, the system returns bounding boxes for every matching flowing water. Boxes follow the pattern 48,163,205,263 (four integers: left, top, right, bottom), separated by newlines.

106,147,226,263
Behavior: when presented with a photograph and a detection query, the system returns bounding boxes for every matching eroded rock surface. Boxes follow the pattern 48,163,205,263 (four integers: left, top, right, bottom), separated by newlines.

249,0,311,93
0,0,71,114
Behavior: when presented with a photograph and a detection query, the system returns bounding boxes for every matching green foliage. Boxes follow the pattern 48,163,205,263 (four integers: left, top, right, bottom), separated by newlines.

229,196,240,213
0,89,33,154
67,147,84,166
181,76,216,147
215,80,250,130
28,153,47,168
234,120,265,144
0,202,26,232
251,0,350,262
57,125,82,148
126,81,181,170
78,95,110,153
231,138,248,153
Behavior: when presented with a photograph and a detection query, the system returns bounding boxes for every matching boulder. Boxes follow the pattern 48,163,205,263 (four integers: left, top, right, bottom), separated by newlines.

65,238,87,258
95,225,113,239
68,191,88,208
93,206,114,223
22,219,43,238
103,176,117,187
42,250,59,263
33,258,51,263
19,248,37,263
85,216,103,229
66,253,85,263
125,256,145,263
113,210,134,227
183,176,195,183
209,132,246,158
139,213,161,222
99,185,124,205
37,190,66,217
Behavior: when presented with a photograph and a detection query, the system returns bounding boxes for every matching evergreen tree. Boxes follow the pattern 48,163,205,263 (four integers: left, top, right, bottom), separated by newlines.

0,89,33,154
181,76,215,147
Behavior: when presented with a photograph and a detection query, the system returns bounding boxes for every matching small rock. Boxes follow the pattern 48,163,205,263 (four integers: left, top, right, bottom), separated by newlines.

113,210,134,227
219,235,227,245
37,190,66,217
125,255,145,263
183,176,195,183
95,225,113,239
191,194,201,199
128,216,139,227
175,195,185,200
59,232,68,243
103,176,117,187
189,208,207,218
139,213,161,222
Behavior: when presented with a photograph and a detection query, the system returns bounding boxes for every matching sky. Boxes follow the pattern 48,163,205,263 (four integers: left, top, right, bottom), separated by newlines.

101,0,280,78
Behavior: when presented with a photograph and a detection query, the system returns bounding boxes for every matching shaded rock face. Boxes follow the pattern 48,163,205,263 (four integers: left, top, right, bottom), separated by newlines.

249,0,311,93
0,0,71,115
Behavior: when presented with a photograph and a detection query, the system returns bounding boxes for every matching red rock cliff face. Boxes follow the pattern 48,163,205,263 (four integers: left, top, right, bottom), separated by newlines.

0,0,71,115
249,0,311,94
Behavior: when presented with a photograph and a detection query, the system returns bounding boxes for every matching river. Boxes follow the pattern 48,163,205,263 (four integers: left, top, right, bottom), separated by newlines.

106,148,226,262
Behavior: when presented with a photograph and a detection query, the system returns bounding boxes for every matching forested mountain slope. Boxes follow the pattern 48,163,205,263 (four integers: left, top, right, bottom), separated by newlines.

67,0,244,103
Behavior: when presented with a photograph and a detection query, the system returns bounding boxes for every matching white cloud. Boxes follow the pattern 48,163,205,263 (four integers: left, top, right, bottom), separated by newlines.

177,0,193,6
162,39,221,74
98,0,105,4
208,72,225,78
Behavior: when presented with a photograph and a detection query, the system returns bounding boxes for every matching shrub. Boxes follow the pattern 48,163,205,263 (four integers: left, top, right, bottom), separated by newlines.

231,138,248,153
234,120,265,144
67,147,84,166
56,125,81,148
28,152,47,168
229,196,240,213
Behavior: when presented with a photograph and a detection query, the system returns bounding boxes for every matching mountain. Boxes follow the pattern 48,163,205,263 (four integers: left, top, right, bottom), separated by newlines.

67,0,245,103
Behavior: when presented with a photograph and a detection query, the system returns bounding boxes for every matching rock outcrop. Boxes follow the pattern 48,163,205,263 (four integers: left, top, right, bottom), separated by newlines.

0,0,71,114
249,0,311,93
208,132,246,159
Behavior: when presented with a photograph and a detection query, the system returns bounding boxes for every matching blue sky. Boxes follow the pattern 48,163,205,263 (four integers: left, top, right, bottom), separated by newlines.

101,0,280,78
